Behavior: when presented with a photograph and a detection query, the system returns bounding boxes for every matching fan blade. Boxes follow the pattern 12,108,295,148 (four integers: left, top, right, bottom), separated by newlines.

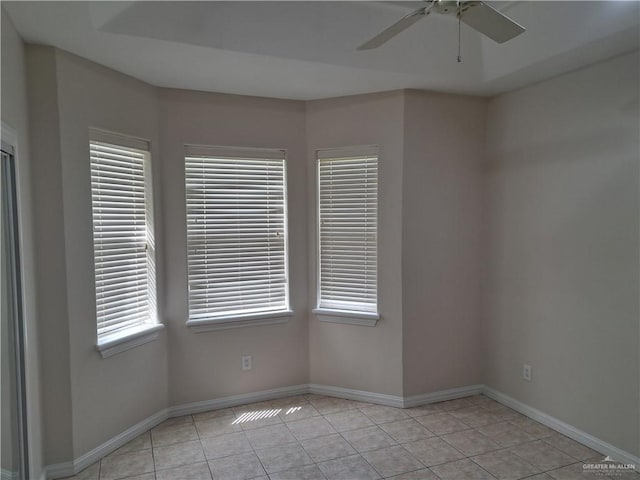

460,1,525,44
357,6,430,50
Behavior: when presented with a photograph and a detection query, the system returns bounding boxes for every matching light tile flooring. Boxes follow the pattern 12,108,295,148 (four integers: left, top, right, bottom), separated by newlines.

65,394,638,480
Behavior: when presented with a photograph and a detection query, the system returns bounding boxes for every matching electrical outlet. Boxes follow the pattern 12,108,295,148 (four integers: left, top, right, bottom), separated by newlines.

242,355,252,371
523,363,532,382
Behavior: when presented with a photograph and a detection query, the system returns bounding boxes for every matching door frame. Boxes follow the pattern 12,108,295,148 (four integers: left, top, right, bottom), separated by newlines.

1,121,30,480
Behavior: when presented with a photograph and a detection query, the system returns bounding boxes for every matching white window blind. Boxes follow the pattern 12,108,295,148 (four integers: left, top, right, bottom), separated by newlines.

317,147,378,315
185,146,289,321
90,134,156,342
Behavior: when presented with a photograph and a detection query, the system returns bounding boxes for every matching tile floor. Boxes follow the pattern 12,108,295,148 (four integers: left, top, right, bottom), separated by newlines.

65,394,638,480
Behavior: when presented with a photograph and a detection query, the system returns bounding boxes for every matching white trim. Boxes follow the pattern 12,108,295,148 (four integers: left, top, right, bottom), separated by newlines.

1,122,18,151
403,384,484,408
315,148,380,319
184,150,290,321
316,316,378,327
74,408,167,472
96,323,164,359
312,308,379,327
44,408,169,480
43,385,308,479
42,383,640,478
169,384,309,417
309,384,404,408
88,128,150,152
185,144,286,160
483,386,640,470
187,311,292,333
43,464,70,480
308,383,483,409
2,122,34,480
316,145,379,160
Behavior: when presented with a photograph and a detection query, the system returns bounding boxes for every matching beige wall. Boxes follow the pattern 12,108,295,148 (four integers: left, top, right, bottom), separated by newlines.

305,90,487,399
1,11,45,477
306,92,405,396
54,50,170,459
26,48,170,460
402,90,487,396
159,89,309,405
17,36,639,467
25,49,311,464
26,45,75,465
483,52,640,456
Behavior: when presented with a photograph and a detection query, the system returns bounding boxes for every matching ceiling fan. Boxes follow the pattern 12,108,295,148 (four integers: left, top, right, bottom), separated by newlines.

357,1,525,51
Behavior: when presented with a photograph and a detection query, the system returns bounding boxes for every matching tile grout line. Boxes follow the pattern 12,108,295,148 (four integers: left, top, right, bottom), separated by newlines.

149,422,157,476
239,397,310,478
292,398,385,478
330,406,409,479
241,411,273,479
187,413,212,480
283,400,332,478
84,394,619,480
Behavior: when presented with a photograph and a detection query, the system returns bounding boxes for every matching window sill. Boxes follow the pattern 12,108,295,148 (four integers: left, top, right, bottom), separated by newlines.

312,308,379,327
187,310,293,333
96,323,164,359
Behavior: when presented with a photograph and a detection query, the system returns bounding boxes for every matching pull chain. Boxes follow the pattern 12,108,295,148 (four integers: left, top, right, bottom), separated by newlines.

457,2,462,63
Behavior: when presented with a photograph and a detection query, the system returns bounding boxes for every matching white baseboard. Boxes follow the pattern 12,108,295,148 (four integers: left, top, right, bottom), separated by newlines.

42,463,73,480
44,385,309,479
483,386,640,470
169,384,310,417
307,383,484,409
309,383,404,408
403,384,484,408
45,408,170,479
43,383,640,478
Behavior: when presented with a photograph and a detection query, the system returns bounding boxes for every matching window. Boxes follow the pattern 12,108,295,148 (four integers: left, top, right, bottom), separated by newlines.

89,131,160,357
184,146,291,331
314,146,379,324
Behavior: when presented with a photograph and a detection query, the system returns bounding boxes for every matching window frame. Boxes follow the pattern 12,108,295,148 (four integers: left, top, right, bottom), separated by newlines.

183,145,293,332
313,145,380,327
89,129,162,358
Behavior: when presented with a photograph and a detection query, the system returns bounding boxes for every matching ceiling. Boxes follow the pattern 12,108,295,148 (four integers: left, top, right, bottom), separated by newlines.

4,1,639,100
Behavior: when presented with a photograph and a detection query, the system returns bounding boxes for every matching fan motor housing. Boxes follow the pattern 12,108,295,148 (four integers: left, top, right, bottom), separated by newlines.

433,1,479,17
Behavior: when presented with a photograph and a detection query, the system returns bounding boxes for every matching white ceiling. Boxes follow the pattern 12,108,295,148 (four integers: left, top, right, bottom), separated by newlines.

4,1,639,100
